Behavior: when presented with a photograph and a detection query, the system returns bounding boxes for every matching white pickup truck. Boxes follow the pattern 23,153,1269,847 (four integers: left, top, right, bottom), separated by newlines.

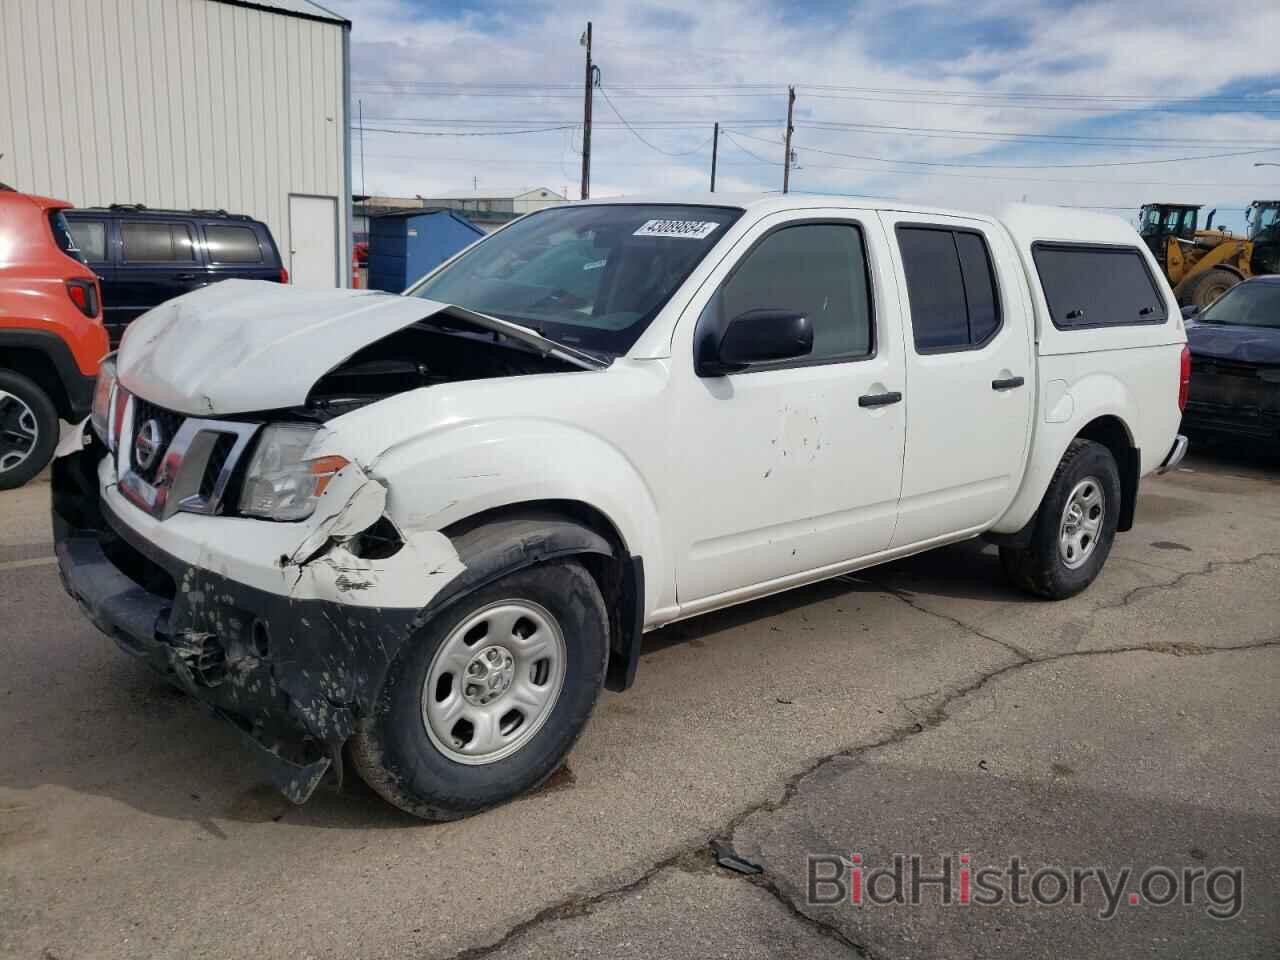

54,195,1189,819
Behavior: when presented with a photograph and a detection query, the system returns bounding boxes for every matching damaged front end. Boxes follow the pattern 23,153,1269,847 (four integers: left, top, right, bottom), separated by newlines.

53,281,604,803
53,440,433,802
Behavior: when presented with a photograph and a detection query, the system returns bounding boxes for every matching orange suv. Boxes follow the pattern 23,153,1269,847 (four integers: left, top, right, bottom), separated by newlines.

0,186,108,489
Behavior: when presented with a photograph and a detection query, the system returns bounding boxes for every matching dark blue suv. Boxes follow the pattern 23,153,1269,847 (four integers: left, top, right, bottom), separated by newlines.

64,205,286,346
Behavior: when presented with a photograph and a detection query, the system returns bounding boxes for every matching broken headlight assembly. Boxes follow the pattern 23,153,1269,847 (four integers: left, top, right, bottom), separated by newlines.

90,354,124,451
238,424,348,522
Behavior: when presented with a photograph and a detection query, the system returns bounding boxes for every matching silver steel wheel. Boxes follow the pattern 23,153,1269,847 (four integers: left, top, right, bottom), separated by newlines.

1058,476,1105,570
422,599,567,765
0,390,39,475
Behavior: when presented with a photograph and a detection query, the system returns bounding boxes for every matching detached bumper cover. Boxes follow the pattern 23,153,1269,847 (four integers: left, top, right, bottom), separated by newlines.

52,449,419,802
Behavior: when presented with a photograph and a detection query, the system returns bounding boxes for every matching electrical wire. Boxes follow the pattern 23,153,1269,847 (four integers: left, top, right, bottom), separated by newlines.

596,86,716,156
355,124,579,137
725,130,1280,170
721,130,785,166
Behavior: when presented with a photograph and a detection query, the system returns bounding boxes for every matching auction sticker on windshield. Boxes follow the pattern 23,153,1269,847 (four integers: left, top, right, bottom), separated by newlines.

633,220,722,240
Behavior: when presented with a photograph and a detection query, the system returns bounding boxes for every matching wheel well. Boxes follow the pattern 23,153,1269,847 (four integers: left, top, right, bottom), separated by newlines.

0,347,69,418
1076,416,1138,532
440,500,644,693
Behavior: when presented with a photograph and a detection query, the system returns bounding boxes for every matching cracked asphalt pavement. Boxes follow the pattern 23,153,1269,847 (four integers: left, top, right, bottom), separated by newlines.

1,449,1278,959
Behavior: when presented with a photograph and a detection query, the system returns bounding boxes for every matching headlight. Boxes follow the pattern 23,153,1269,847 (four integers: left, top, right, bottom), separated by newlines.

238,424,348,522
90,355,120,450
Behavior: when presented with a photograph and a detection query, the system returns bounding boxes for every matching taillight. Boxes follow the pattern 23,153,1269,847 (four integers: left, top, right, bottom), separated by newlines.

1178,344,1191,413
279,267,289,284
66,278,100,318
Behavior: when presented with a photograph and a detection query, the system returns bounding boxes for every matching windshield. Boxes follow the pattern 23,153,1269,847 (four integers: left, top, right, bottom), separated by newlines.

1250,204,1280,240
408,204,743,357
1199,281,1280,328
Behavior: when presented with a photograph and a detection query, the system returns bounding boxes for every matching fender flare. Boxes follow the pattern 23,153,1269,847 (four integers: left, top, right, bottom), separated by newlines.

415,509,646,692
0,328,96,420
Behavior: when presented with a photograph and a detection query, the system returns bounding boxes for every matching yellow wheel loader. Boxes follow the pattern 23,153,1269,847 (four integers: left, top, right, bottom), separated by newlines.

1138,203,1255,308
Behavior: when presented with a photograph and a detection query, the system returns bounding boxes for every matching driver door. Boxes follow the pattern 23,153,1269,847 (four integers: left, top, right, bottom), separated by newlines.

666,210,907,609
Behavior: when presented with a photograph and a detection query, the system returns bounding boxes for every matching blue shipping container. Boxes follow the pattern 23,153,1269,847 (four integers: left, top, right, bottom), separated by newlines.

367,209,485,293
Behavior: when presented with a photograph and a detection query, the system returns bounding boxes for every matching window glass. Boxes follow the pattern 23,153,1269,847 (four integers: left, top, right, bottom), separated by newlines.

898,226,1003,351
1191,280,1280,329
66,219,106,261
719,223,873,362
956,232,1000,343
1033,245,1166,329
204,224,262,263
48,212,87,264
412,204,742,357
122,221,196,262
898,227,970,351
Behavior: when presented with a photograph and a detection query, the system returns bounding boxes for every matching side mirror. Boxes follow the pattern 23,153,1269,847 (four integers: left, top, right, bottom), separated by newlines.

1180,304,1200,320
695,308,813,376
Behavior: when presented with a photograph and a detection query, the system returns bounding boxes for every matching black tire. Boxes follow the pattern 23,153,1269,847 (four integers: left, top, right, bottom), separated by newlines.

0,369,59,491
1183,268,1240,310
1000,439,1122,600
349,560,609,820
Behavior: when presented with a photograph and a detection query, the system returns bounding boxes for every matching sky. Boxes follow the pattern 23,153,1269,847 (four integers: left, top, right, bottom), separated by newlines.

324,0,1280,232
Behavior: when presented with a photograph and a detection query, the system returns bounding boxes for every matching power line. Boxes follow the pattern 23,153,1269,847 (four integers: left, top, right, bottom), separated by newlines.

721,130,784,166
596,86,716,156
355,124,578,137
726,131,1280,170
795,120,1280,148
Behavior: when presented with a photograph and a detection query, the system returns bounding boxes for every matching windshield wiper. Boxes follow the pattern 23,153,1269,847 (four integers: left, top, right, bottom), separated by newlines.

432,304,609,370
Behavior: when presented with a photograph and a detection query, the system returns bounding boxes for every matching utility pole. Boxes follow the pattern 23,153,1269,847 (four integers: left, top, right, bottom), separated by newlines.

710,122,719,192
358,99,366,196
782,85,795,194
580,22,594,201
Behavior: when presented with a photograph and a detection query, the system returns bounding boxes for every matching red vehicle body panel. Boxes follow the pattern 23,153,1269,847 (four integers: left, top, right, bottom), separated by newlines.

0,190,109,378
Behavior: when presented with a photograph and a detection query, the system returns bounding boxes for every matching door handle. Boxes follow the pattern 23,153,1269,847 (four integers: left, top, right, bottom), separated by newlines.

991,376,1025,391
174,273,197,281
858,391,903,408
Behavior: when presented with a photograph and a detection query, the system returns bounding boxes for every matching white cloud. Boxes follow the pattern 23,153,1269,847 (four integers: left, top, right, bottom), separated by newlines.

329,0,1280,229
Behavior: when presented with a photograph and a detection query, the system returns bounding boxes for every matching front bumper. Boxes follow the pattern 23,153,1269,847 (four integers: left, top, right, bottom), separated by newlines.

52,446,420,802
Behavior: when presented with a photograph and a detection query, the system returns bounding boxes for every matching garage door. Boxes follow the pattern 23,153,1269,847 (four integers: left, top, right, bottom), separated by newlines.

288,194,338,288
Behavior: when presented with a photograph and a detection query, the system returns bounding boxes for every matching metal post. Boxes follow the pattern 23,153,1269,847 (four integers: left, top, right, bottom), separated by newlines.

580,22,593,201
782,86,795,194
710,122,719,192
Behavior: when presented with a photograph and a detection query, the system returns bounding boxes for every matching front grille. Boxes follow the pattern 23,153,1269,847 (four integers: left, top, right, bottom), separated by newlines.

199,434,238,501
117,397,260,520
1191,357,1259,380
129,397,186,483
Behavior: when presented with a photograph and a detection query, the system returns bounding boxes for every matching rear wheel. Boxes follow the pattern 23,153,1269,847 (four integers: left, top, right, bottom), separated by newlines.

1183,268,1240,310
350,560,609,820
0,369,59,491
1000,439,1121,600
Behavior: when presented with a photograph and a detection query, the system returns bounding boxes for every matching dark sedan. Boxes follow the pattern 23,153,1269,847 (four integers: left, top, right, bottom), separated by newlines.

1182,276,1280,447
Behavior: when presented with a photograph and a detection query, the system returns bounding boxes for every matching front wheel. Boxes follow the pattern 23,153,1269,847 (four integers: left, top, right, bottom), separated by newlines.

1000,439,1122,600
350,560,609,820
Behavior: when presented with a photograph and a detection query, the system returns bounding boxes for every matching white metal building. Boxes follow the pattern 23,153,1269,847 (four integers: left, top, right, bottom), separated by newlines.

0,0,352,288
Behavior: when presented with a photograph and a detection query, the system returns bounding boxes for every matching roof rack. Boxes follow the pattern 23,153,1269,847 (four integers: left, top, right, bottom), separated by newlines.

95,203,252,220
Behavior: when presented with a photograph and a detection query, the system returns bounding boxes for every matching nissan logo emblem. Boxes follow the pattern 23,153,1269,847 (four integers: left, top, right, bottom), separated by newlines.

134,419,165,471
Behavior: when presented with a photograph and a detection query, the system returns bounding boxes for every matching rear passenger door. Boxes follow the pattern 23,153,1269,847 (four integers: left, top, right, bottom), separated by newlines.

880,212,1034,547
117,220,204,326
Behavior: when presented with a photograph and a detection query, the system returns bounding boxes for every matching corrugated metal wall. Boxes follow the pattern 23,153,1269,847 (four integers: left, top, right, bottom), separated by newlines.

0,0,349,286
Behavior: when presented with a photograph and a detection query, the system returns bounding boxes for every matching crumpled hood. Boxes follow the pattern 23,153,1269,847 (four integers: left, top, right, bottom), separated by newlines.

1186,320,1280,366
117,279,452,416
